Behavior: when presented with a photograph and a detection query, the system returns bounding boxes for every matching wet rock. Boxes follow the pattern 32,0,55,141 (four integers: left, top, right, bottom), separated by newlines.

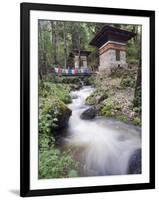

53,101,72,130
80,107,97,120
70,84,81,91
85,94,96,105
71,93,78,99
95,94,108,104
128,149,141,174
128,111,136,120
85,93,108,105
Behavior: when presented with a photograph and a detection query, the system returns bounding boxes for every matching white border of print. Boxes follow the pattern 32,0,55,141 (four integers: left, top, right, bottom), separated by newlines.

30,10,150,190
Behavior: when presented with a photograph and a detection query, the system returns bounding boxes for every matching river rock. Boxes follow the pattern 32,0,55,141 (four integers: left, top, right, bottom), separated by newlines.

128,148,141,174
70,84,81,91
95,94,108,104
71,93,78,99
80,107,97,120
52,100,72,130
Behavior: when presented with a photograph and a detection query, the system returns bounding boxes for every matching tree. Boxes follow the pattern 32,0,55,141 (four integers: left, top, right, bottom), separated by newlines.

38,21,48,78
63,22,67,68
51,21,58,65
133,26,142,110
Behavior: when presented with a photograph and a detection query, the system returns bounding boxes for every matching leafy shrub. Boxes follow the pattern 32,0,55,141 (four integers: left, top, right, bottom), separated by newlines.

127,42,140,61
101,102,114,117
39,148,78,179
39,97,60,134
59,77,80,84
133,86,141,108
38,81,78,179
132,117,141,126
39,81,72,104
68,169,78,177
133,106,141,114
120,76,135,88
101,101,121,117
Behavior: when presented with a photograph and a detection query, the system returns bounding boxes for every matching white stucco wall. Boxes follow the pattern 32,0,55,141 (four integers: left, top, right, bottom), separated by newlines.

74,56,79,68
74,55,87,68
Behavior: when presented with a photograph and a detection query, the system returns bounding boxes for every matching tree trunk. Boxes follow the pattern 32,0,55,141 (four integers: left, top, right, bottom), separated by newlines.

78,27,81,67
51,21,58,64
63,22,67,68
133,26,142,108
71,22,79,50
38,21,46,78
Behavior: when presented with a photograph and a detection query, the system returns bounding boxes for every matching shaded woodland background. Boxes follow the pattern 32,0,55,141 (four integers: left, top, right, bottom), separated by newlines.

38,20,141,73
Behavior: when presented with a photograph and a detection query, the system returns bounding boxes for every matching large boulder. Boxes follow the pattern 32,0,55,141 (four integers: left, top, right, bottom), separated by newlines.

128,149,141,174
69,83,81,91
85,91,108,105
40,97,72,131
71,93,78,99
53,99,72,129
95,94,108,104
80,107,97,120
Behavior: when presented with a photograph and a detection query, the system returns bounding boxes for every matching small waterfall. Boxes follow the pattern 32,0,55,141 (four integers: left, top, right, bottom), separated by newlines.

79,79,84,87
63,86,141,176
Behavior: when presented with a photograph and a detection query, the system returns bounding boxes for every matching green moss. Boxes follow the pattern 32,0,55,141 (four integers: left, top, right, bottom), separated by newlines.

132,117,141,126
116,115,128,123
85,94,96,105
101,102,113,116
101,101,122,117
85,88,108,105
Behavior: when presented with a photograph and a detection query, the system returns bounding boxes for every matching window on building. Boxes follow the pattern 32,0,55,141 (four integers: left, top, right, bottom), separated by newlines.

116,50,120,61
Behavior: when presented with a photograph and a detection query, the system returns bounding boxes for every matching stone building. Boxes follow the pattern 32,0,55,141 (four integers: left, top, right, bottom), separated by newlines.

69,50,90,68
90,26,135,74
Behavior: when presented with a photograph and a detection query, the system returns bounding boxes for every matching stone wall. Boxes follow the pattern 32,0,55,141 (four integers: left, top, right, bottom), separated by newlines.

99,46,128,74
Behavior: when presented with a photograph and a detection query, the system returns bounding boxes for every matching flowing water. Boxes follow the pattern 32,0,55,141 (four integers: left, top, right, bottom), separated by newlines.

63,86,141,176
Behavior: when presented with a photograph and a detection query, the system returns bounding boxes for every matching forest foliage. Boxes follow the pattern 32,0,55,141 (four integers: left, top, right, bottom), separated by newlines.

39,82,79,179
38,20,141,75
38,20,142,179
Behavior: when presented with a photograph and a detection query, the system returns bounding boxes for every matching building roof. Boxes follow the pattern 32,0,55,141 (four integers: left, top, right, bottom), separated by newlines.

90,26,136,48
69,49,91,57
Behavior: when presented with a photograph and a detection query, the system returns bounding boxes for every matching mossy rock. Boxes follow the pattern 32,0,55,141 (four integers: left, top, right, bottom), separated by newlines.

85,94,97,105
128,149,141,174
48,98,72,130
40,96,72,131
85,89,108,105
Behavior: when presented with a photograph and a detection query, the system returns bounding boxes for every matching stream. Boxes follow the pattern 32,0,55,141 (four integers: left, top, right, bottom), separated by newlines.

62,86,141,176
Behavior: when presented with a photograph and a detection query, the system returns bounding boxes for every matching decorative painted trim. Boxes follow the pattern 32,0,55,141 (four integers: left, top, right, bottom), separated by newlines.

99,43,126,55
99,40,126,50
